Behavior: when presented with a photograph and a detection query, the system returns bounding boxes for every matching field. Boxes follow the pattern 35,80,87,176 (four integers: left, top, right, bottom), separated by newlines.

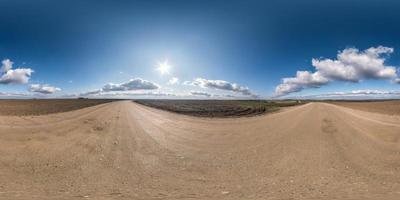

0,99,116,116
0,99,400,199
134,99,302,117
328,100,400,115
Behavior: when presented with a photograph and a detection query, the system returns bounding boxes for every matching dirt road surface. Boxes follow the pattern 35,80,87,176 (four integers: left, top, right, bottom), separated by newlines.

1,101,400,199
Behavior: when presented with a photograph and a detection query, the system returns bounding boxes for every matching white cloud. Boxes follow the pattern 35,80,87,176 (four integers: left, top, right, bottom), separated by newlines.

188,91,250,99
64,77,258,99
274,71,328,96
0,91,30,98
74,78,159,97
313,46,396,81
102,78,159,92
73,90,101,97
293,90,400,100
190,91,212,97
185,78,255,96
275,46,399,97
167,77,179,85
0,68,34,84
70,88,256,99
0,59,33,84
75,90,181,98
0,59,13,73
29,84,61,94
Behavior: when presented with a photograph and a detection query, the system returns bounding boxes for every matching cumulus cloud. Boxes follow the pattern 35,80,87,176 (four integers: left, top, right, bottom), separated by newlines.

29,84,61,94
185,78,254,96
0,59,33,84
102,78,159,92
0,59,13,73
74,78,159,97
0,68,34,84
313,46,396,81
275,46,399,97
275,71,329,96
167,77,179,85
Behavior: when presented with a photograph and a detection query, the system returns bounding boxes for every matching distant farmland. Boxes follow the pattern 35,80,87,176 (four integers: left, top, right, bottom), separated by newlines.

0,99,116,116
134,99,303,117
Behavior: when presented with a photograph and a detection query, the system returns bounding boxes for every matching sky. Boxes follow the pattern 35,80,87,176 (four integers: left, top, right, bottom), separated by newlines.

1,0,400,99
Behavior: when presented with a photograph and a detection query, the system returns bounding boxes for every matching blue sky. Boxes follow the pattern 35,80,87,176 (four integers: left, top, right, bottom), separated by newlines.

0,0,400,99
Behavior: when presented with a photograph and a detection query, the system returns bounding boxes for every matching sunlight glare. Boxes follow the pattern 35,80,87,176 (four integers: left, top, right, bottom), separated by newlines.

156,60,171,75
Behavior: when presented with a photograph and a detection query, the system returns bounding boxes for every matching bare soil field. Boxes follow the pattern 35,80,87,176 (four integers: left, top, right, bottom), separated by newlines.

0,99,116,116
0,100,400,200
329,100,400,115
134,99,302,117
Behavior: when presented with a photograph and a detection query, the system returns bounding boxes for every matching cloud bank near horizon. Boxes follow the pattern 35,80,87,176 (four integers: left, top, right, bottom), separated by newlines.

291,90,400,100
184,78,257,97
66,77,254,99
77,78,160,97
29,84,61,94
102,78,159,92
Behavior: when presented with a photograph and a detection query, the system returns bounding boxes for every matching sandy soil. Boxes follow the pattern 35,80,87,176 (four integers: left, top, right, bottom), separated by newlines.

330,100,400,116
0,101,399,199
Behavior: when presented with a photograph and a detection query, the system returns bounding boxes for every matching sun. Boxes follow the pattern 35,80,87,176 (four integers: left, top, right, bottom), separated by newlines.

156,60,171,75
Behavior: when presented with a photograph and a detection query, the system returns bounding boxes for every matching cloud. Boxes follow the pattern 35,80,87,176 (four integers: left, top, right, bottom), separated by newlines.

70,88,255,99
293,90,400,100
74,90,180,98
185,78,255,96
0,59,34,84
102,78,159,92
64,77,257,99
79,89,103,96
0,91,30,98
275,71,328,96
74,78,159,97
0,59,13,73
275,46,399,97
167,77,179,85
313,46,396,81
190,91,212,97
0,91,60,98
29,84,61,94
188,92,249,99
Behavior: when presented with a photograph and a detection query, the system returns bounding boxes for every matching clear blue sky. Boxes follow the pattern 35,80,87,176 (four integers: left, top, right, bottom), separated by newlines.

0,0,400,99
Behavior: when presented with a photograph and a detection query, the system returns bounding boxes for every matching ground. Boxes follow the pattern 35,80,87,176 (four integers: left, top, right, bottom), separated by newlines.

329,100,400,115
0,100,399,200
